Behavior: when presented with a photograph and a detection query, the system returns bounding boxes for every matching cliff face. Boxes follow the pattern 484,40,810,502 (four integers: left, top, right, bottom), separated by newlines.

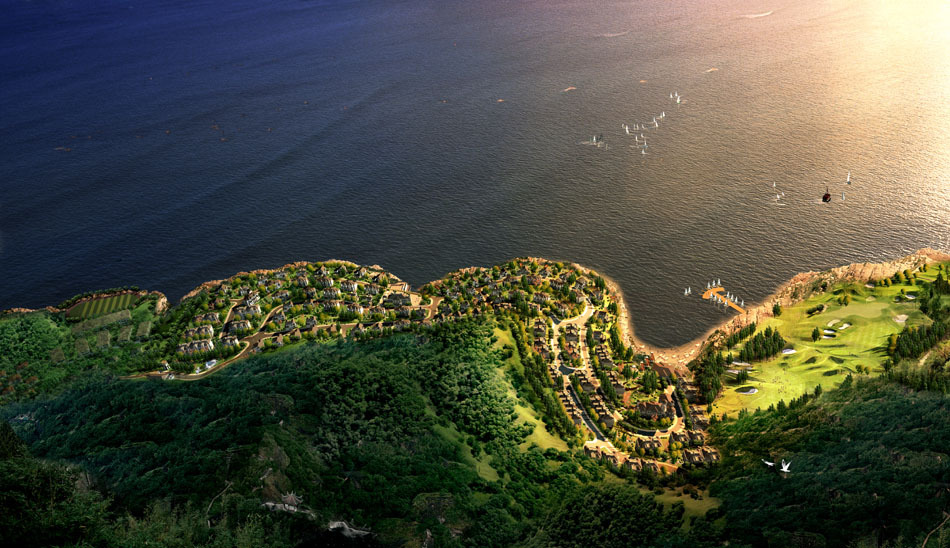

736,247,950,330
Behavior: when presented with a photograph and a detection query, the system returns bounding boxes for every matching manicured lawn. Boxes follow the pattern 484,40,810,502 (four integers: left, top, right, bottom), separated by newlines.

713,264,948,417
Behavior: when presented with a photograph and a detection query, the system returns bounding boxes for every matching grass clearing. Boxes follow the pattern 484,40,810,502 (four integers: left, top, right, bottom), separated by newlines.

428,405,499,482
714,265,948,417
492,327,568,452
75,338,90,355
71,309,131,334
49,347,65,363
653,488,720,523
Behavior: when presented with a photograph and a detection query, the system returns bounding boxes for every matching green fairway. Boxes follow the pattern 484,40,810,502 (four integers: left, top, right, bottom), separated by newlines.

713,263,948,417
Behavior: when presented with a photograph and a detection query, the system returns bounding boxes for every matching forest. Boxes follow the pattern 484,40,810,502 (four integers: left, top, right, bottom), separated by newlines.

0,318,708,547
4,262,950,547
710,377,950,547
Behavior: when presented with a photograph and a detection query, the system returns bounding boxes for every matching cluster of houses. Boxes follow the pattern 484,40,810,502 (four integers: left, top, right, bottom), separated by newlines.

167,257,728,470
525,286,719,470
688,404,710,429
584,444,664,475
424,259,601,322
183,325,214,340
634,390,677,422
572,367,618,429
173,262,441,357
177,338,214,355
557,392,586,428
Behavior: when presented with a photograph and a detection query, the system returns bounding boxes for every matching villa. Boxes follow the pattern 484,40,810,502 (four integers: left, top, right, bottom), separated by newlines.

229,320,252,333
197,312,219,324
638,438,662,453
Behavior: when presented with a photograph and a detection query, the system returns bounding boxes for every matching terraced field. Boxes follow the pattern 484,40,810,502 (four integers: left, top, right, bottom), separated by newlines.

713,264,949,416
67,293,136,319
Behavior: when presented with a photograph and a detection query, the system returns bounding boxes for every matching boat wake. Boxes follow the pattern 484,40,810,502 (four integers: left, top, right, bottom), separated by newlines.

599,31,629,38
743,10,773,18
705,67,719,73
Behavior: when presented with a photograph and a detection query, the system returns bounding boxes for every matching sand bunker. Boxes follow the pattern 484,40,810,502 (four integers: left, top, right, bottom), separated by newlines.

727,369,740,374
865,284,875,288
731,361,751,366
894,314,908,324
823,329,837,334
822,335,834,339
866,296,876,302
827,319,840,327
781,348,797,355
906,295,916,300
839,323,852,330
736,387,758,395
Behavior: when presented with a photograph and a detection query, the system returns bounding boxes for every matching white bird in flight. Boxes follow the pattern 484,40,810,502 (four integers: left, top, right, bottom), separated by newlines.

780,459,791,473
762,459,775,467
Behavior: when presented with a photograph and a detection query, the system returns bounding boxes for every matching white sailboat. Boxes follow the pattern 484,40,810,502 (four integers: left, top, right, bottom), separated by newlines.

847,171,851,184
676,96,681,104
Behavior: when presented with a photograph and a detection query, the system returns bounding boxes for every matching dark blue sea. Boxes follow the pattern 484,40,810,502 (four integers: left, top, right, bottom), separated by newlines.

2,0,949,346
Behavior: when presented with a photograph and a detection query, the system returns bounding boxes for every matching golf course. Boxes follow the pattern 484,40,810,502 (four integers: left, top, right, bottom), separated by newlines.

713,263,950,416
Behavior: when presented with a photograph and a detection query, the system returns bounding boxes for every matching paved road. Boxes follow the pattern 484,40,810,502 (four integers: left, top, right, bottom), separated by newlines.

567,384,607,441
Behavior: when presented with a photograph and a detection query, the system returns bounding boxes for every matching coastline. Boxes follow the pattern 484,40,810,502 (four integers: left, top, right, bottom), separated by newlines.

4,249,948,363
578,247,950,372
